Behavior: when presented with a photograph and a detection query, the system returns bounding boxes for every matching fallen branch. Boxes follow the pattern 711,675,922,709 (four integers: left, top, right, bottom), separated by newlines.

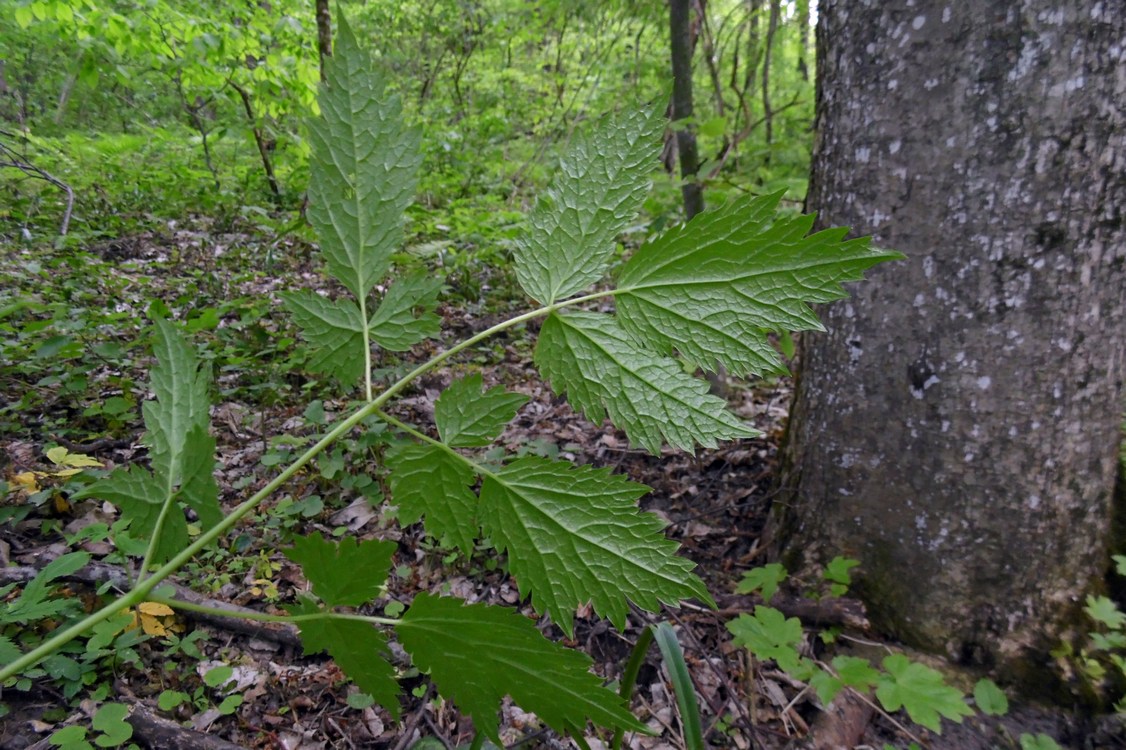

0,558,301,649
709,592,870,632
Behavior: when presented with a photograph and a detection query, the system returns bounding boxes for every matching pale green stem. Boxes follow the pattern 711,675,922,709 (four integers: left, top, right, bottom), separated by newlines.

148,594,399,628
0,289,613,683
375,409,498,481
360,292,373,402
137,486,179,586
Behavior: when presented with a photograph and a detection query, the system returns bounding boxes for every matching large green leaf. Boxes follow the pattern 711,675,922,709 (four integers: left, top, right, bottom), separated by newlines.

283,533,395,608
387,444,479,555
74,467,182,560
514,107,662,304
0,552,90,624
287,596,400,718
74,320,219,564
280,291,365,383
368,272,442,351
875,653,973,732
306,15,421,299
144,317,211,489
616,192,903,377
479,457,712,636
535,311,756,454
434,374,528,448
397,593,645,742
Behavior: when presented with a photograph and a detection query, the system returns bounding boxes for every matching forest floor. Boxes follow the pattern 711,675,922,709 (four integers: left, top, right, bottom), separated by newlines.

0,225,1104,749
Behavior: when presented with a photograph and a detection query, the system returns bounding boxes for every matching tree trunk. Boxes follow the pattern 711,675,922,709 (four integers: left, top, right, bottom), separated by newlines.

668,0,704,220
315,0,332,83
771,0,1126,689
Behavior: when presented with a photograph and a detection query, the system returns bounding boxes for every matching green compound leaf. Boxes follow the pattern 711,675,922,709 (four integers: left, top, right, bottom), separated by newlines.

735,563,787,604
307,14,421,299
535,311,757,454
74,468,182,560
514,107,662,304
478,457,713,637
283,532,395,607
287,596,400,718
1,551,90,624
727,606,804,672
368,272,443,351
435,374,529,447
973,678,1009,716
386,444,479,555
832,655,881,692
875,653,972,733
1085,595,1126,629
616,192,903,377
91,703,132,746
280,291,365,383
75,320,219,564
145,317,211,487
397,593,646,742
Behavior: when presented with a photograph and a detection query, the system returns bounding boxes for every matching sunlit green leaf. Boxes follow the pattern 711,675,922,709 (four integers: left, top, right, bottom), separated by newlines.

387,444,479,555
434,374,528,447
875,654,972,732
479,457,712,636
514,107,662,304
616,192,902,377
535,311,756,454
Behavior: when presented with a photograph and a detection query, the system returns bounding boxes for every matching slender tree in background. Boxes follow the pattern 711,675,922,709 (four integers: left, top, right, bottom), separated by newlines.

668,0,704,220
316,0,332,82
772,1,1125,687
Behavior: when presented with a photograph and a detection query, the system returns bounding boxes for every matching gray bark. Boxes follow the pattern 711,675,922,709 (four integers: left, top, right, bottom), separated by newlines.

772,0,1126,687
669,0,705,220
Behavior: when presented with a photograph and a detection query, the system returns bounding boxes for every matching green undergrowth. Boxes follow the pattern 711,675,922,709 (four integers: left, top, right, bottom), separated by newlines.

731,559,1065,749
4,13,886,749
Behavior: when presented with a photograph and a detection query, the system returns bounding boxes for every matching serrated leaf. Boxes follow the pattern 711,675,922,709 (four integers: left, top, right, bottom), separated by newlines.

434,374,529,447
478,457,712,636
0,636,20,663
809,668,845,706
387,444,479,555
91,703,132,746
280,290,365,383
283,532,395,607
307,15,421,299
287,596,400,717
74,467,188,563
735,563,787,603
616,192,903,377
973,678,1009,716
535,311,757,454
1,551,90,623
180,425,222,530
831,655,881,691
514,107,662,304
145,317,211,487
875,653,972,732
397,593,645,741
726,606,804,670
76,320,219,563
369,272,442,351
1085,595,1126,629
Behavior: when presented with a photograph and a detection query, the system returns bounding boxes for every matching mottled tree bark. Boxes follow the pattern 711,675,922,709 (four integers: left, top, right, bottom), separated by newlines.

772,1,1126,687
669,0,705,220
316,0,332,83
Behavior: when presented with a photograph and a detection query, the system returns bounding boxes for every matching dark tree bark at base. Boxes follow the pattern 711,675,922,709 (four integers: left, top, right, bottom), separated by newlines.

771,0,1126,691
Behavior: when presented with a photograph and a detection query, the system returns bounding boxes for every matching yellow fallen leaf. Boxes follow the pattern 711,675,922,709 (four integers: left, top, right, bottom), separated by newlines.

138,602,175,617
13,472,41,493
46,447,102,468
135,602,178,636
